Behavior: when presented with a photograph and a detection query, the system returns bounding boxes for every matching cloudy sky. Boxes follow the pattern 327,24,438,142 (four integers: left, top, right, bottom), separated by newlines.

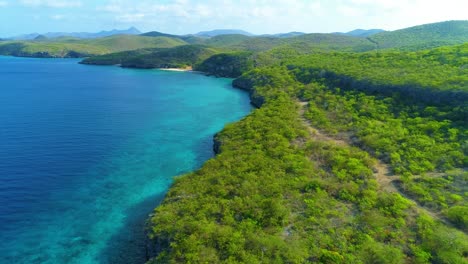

0,0,466,37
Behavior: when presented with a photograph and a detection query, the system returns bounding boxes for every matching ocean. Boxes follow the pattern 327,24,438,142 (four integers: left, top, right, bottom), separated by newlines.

0,56,251,263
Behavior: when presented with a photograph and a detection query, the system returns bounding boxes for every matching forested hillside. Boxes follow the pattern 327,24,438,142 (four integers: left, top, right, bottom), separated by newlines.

3,20,466,59
82,45,219,69
3,19,466,263
142,21,468,263
285,43,468,104
200,33,376,52
369,20,468,50
0,35,186,58
147,61,467,262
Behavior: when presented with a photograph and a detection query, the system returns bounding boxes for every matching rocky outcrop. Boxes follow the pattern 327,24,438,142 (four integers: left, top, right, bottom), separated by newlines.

233,75,265,108
213,133,222,154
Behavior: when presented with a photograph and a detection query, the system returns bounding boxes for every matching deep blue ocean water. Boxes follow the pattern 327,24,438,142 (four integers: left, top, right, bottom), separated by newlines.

0,56,251,263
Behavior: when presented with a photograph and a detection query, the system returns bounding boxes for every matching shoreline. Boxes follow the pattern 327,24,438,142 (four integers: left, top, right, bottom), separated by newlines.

157,67,206,75
158,68,192,72
2,55,212,77
0,56,253,263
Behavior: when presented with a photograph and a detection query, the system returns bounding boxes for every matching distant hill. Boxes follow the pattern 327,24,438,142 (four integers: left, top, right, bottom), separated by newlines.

260,32,306,38
140,31,206,44
0,35,185,58
9,33,40,40
334,29,385,37
204,34,253,48
79,35,186,52
289,33,377,52
274,32,306,38
3,20,468,59
140,31,181,38
33,35,48,41
9,27,141,40
196,29,254,37
203,33,377,52
83,44,219,69
369,20,468,50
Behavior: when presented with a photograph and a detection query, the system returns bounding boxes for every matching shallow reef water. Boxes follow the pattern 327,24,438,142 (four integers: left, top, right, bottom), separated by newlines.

0,56,251,263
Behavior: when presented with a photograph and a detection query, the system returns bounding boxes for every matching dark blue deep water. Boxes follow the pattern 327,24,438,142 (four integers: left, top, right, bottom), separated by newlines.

0,56,251,263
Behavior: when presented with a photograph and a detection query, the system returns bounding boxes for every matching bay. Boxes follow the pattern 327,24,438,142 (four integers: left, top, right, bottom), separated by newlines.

0,56,251,263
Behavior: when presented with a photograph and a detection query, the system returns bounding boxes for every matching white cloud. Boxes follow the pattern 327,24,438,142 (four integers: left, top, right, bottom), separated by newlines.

3,0,466,37
98,4,122,13
349,0,403,9
51,14,64,20
97,0,323,33
117,13,145,23
93,0,467,34
193,4,212,18
337,5,365,17
20,0,82,8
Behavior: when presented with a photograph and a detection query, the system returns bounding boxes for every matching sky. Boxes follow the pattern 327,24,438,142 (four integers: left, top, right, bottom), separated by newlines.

0,0,467,37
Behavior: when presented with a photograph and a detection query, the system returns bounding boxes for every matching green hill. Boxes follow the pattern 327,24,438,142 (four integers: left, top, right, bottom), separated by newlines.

81,35,186,52
340,28,385,37
284,44,468,104
288,33,376,52
140,31,205,44
148,55,468,263
203,33,377,52
0,35,187,58
196,51,254,77
83,45,219,69
121,45,218,69
79,48,164,65
4,21,467,59
78,21,468,263
140,31,182,38
3,20,467,263
370,20,468,50
0,41,109,58
204,34,254,48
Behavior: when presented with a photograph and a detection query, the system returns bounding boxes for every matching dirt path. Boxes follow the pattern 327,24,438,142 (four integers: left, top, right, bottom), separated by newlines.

298,102,349,147
373,162,399,193
297,101,455,227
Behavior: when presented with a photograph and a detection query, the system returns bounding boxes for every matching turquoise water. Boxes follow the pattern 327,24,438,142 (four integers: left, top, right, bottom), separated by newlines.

0,56,251,263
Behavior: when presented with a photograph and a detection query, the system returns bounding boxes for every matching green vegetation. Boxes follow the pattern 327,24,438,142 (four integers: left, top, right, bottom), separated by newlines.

287,33,377,52
143,22,468,262
402,170,468,231
0,35,186,58
369,20,468,50
204,34,253,49
148,65,468,262
78,35,379,74
2,20,467,59
79,48,163,65
202,33,377,52
299,80,467,228
79,35,186,52
286,43,468,105
197,52,254,77
82,45,218,69
301,84,466,174
141,31,207,44
77,22,468,84
120,45,218,69
0,41,108,58
4,20,467,263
